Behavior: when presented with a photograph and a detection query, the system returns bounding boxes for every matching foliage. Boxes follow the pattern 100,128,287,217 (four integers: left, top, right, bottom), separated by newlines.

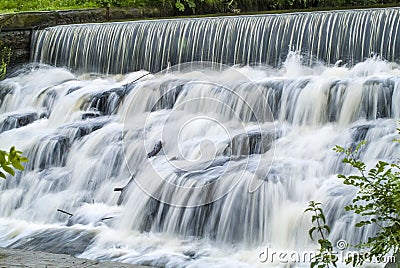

305,201,337,268
75,0,121,8
0,43,28,179
175,0,196,12
0,0,398,14
0,45,11,80
0,146,28,179
333,141,400,266
94,0,121,7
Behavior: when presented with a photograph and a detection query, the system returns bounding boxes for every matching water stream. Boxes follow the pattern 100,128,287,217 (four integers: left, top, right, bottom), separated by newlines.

0,8,399,268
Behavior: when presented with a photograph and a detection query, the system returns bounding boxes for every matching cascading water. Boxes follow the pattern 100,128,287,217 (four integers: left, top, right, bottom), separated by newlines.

0,8,399,268
32,8,400,74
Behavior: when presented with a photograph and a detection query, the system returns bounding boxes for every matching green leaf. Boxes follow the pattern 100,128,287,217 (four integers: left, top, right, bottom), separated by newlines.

0,150,6,164
186,0,196,8
2,165,15,176
333,145,344,153
309,227,316,240
312,215,318,222
175,1,185,11
319,212,326,223
11,160,24,171
354,140,367,152
310,260,317,268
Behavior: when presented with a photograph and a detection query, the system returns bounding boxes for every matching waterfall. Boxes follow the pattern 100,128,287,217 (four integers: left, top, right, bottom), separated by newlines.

32,8,400,74
0,8,399,268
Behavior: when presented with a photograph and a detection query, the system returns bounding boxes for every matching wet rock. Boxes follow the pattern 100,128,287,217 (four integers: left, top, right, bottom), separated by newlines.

0,247,146,268
9,228,95,256
360,79,394,119
229,130,277,156
83,87,128,115
81,110,101,120
183,250,197,259
26,135,70,170
38,88,61,113
259,80,284,119
66,86,82,95
351,124,372,143
151,80,184,111
57,117,109,142
0,83,14,106
327,80,347,122
0,112,42,133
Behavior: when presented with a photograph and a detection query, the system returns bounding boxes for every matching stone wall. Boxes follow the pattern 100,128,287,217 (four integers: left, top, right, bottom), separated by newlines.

0,247,148,267
0,8,163,69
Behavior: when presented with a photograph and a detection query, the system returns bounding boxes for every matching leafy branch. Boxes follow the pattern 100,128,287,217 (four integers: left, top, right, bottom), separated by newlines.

175,0,196,12
0,146,28,179
333,140,400,266
305,201,337,268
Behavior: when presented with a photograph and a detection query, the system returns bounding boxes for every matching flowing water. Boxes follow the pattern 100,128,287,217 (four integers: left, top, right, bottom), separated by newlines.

32,8,400,73
0,7,400,268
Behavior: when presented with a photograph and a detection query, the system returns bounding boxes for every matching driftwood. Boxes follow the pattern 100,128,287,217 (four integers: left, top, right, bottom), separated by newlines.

115,176,135,205
59,142,164,220
147,141,162,158
114,140,162,206
57,209,73,217
108,72,153,117
58,208,114,224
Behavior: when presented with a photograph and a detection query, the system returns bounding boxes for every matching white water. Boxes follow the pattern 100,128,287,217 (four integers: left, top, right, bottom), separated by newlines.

0,54,399,267
32,8,400,73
